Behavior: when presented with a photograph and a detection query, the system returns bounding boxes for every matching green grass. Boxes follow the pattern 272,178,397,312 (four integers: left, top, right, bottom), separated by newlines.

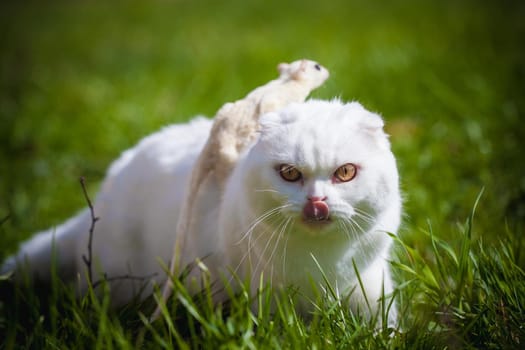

1,0,524,348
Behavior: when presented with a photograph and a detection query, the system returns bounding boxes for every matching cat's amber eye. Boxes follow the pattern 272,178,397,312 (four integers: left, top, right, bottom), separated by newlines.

278,164,302,182
334,163,357,182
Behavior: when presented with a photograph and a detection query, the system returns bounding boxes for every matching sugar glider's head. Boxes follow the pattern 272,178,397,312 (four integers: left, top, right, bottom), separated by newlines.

277,59,329,89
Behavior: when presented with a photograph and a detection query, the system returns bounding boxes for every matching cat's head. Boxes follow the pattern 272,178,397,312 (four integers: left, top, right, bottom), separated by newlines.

245,99,399,235
277,59,329,89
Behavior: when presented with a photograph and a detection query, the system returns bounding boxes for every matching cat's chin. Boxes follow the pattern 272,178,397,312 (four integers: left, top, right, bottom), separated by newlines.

298,217,334,233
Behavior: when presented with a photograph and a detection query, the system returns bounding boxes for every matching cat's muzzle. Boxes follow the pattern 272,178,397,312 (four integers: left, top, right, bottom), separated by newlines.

303,199,330,222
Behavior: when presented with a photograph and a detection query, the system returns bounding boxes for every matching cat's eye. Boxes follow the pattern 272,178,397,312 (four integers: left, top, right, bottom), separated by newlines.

278,164,302,182
314,64,321,71
334,163,357,182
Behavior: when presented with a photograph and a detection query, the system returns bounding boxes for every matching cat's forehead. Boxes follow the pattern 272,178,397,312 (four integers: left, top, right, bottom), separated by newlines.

259,100,386,145
261,99,374,128
257,99,390,168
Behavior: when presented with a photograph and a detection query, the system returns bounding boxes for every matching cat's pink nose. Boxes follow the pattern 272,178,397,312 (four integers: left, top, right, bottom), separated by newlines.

303,197,329,221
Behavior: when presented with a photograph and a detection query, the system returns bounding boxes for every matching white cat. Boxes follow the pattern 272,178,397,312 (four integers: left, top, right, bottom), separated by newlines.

1,99,401,324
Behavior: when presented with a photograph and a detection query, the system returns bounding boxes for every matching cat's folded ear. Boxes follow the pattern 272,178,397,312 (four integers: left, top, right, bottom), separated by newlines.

345,104,391,150
341,103,384,130
361,114,390,150
258,112,282,135
358,112,385,133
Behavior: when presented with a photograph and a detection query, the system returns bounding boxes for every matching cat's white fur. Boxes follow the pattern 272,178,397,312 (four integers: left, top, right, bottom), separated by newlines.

1,99,401,324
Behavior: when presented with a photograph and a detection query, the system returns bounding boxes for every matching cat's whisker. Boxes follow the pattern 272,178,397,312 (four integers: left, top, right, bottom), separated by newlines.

340,216,365,241
252,216,289,277
354,214,374,227
351,217,367,235
234,204,292,245
239,213,283,273
254,188,279,194
245,212,287,270
339,219,358,242
353,207,376,223
348,216,367,237
263,216,292,280
339,208,372,235
281,219,294,282
230,209,287,280
345,215,377,259
337,220,353,242
249,218,286,269
260,216,292,288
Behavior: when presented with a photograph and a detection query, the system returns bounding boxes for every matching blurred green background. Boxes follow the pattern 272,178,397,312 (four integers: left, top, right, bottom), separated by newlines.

1,0,524,261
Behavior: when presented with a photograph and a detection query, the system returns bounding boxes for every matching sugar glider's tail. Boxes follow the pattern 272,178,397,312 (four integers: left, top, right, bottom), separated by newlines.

1,209,90,283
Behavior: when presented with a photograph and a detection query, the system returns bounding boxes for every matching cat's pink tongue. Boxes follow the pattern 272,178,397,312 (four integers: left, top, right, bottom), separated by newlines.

303,200,330,221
